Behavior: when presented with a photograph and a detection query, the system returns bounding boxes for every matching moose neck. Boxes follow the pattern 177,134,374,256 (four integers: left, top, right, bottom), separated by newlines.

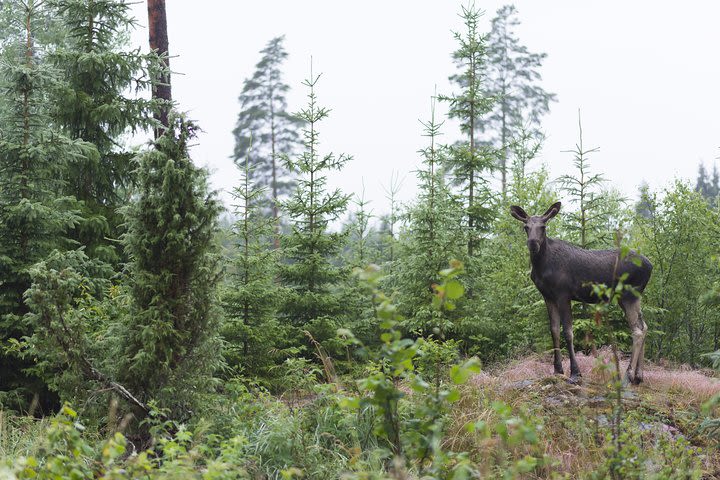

529,237,550,268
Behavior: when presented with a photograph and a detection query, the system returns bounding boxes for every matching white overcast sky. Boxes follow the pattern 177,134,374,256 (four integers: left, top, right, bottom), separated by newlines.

128,1,720,215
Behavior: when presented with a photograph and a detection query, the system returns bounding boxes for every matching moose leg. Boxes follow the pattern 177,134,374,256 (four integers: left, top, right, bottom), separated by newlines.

559,299,581,381
636,310,648,383
545,300,563,375
622,298,646,385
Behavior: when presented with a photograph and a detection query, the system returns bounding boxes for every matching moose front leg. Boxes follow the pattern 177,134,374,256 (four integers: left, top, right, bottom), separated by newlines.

559,299,581,382
545,299,563,375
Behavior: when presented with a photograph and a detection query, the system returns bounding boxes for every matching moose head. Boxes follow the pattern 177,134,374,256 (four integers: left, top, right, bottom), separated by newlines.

510,202,561,255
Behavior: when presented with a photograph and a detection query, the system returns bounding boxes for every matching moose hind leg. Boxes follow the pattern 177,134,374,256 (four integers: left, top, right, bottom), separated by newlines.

635,308,648,384
622,298,646,385
559,300,581,381
546,300,563,375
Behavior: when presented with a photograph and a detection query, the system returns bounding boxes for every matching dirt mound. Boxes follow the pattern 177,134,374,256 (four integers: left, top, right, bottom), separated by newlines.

472,347,720,406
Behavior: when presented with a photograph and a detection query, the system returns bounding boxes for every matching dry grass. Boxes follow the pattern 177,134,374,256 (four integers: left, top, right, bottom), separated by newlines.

452,349,720,478
473,347,720,405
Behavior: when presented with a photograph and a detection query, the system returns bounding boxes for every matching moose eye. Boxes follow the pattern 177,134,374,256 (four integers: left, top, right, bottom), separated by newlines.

523,226,529,232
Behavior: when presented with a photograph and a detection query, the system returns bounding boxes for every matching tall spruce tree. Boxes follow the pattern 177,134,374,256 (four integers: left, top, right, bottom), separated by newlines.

0,0,91,410
278,68,350,352
49,0,161,263
232,36,302,245
484,5,556,195
394,97,465,335
118,116,222,418
221,139,283,382
440,3,496,257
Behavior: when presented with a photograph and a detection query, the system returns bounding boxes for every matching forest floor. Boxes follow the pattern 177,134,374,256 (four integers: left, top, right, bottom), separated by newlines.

454,348,720,478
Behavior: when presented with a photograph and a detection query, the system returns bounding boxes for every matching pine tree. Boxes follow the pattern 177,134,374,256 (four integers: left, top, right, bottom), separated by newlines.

278,68,351,353
118,116,222,418
232,36,302,245
394,96,465,335
49,0,161,263
147,0,171,135
0,0,90,411
440,3,496,257
484,5,556,195
696,163,709,199
221,139,284,381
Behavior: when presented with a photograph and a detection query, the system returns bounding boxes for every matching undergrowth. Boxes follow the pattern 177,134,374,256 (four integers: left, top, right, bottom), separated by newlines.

0,262,717,479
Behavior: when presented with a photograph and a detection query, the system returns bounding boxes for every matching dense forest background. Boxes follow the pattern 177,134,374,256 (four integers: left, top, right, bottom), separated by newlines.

0,1,718,478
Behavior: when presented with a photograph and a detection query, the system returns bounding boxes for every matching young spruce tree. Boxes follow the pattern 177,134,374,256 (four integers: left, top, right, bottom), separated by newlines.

279,68,351,354
232,36,303,245
119,116,222,418
557,113,625,250
0,0,90,411
394,97,465,335
441,3,496,258
49,0,161,263
222,139,284,382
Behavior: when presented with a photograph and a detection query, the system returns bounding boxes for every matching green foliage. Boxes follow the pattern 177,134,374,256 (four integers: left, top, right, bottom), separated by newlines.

341,262,552,478
701,350,720,441
590,412,704,480
23,249,121,413
49,0,163,264
119,116,223,419
635,181,720,364
0,0,91,412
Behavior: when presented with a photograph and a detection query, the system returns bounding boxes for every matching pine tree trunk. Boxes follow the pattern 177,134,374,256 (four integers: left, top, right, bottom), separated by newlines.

147,0,171,137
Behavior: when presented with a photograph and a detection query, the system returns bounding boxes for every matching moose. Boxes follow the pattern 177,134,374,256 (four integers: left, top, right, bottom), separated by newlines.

510,202,653,384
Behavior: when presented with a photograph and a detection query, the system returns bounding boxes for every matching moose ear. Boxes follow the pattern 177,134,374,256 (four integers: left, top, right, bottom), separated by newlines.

510,205,529,222
542,202,561,221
